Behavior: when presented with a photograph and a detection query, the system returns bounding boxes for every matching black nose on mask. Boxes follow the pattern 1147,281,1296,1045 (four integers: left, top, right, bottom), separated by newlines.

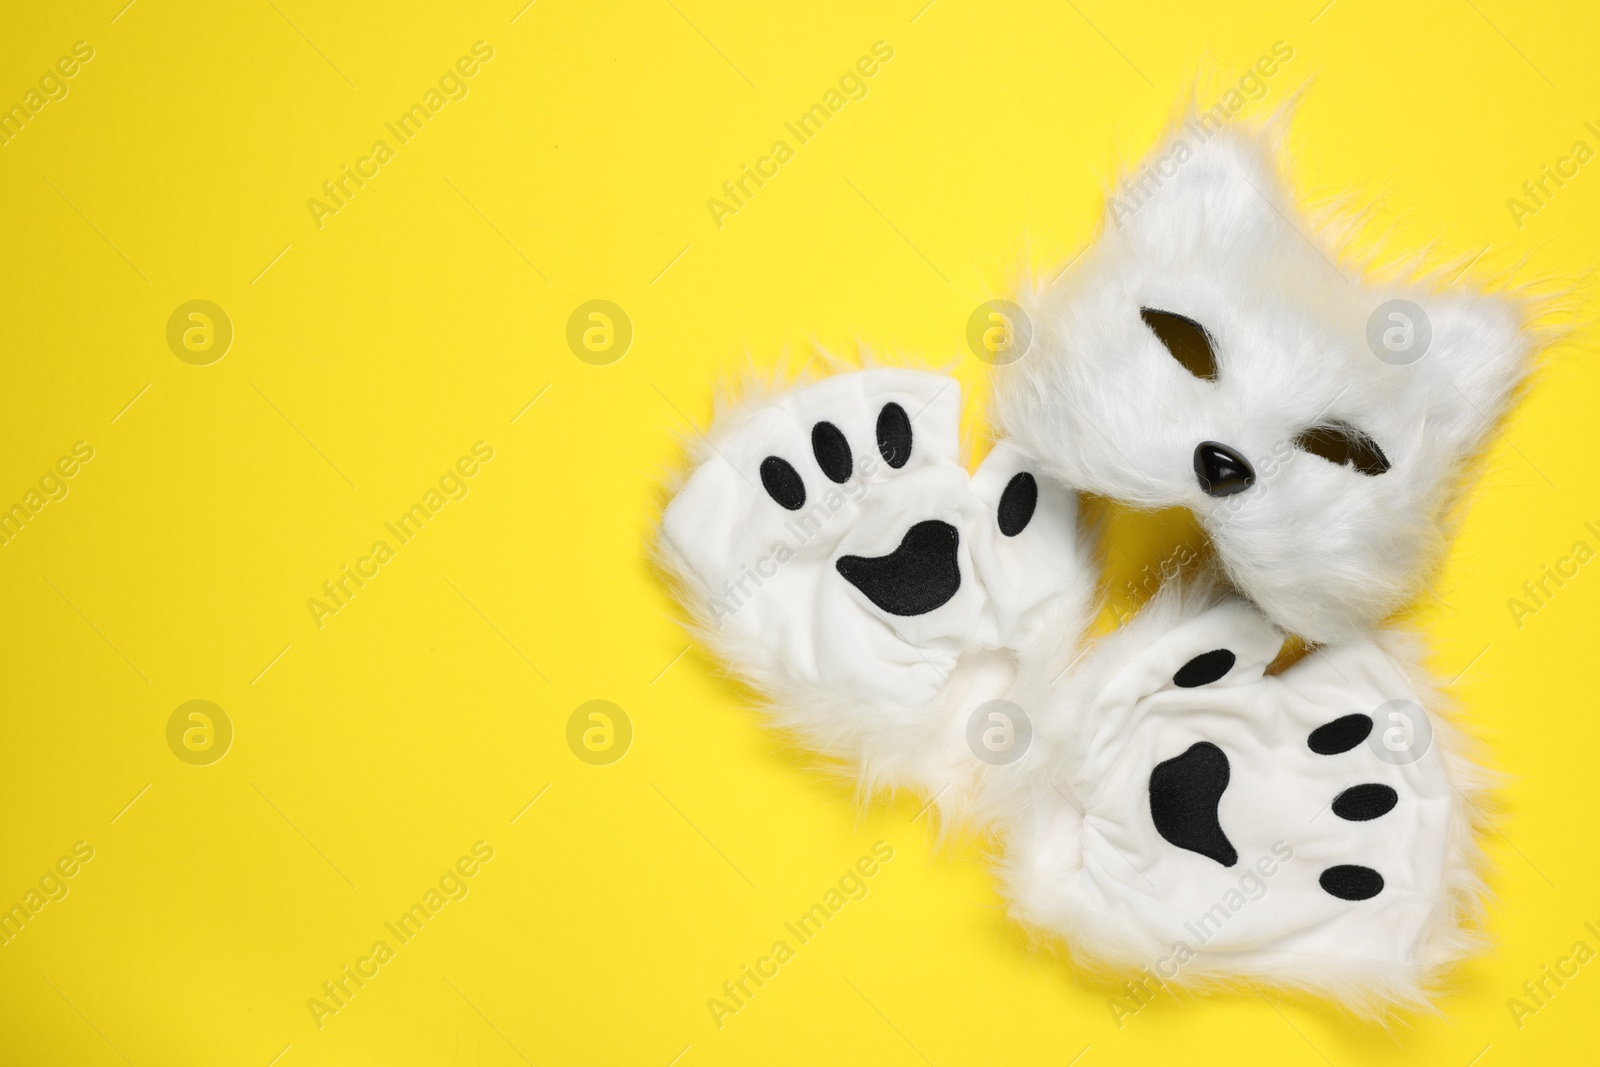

1193,441,1255,497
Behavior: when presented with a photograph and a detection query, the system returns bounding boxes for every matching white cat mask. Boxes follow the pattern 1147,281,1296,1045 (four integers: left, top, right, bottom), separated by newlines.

994,123,1536,641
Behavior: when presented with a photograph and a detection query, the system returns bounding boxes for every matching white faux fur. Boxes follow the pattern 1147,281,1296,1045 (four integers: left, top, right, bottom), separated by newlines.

993,116,1540,642
654,366,1488,1016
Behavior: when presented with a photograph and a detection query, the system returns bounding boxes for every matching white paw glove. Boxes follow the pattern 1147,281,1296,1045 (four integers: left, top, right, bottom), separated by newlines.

658,368,1094,793
1001,595,1480,1010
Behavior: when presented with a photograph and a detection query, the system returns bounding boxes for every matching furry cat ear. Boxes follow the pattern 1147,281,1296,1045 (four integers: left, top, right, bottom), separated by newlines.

1381,290,1531,460
1101,119,1295,252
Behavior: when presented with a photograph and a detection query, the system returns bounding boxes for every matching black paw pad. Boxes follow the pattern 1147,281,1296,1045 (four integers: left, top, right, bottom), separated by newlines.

1149,741,1237,867
836,520,961,616
1332,783,1397,822
1307,714,1373,755
1173,649,1236,688
1319,864,1384,901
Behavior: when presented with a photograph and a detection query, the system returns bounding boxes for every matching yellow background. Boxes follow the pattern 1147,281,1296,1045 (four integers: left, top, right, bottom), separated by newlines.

0,0,1595,1064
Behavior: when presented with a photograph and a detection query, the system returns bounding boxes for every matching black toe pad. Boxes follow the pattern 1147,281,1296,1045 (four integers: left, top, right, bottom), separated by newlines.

1308,714,1373,755
1332,784,1398,822
1319,864,1384,901
1173,649,1236,688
